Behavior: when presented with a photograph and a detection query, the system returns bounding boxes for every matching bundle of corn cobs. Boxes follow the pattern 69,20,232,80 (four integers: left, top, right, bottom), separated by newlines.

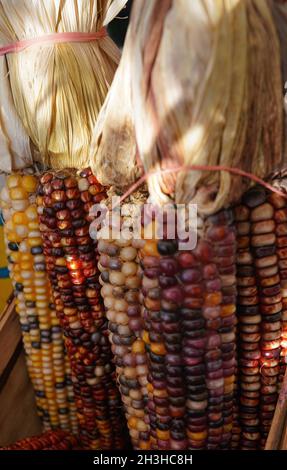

87,0,287,450
0,0,129,449
1,0,287,452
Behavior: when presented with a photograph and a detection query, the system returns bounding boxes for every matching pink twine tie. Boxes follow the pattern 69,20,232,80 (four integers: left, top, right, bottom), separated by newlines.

0,28,107,56
119,165,287,204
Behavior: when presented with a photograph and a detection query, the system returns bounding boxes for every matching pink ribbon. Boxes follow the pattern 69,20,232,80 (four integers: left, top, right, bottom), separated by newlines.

0,28,107,56
119,164,287,204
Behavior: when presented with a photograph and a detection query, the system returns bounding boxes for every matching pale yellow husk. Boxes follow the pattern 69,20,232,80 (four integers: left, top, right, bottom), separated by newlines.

0,0,127,171
90,0,283,215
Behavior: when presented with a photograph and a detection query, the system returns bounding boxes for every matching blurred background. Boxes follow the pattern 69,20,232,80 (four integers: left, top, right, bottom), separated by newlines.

108,0,133,48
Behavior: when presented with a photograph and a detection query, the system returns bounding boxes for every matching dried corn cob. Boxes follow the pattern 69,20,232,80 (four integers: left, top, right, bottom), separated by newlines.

142,235,207,450
86,0,284,451
234,186,283,449
79,169,129,448
233,204,256,449
1,430,80,450
97,192,150,450
139,208,236,451
37,169,126,450
235,196,265,449
251,191,281,449
269,191,287,386
0,173,77,434
140,234,176,450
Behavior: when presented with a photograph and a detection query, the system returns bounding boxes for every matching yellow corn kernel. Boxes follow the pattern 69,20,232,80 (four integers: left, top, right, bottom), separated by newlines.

19,240,30,253
21,253,32,262
142,330,150,345
9,187,28,201
22,279,34,287
12,200,29,213
12,212,28,225
22,175,38,193
20,261,33,270
13,273,22,283
28,221,39,231
5,220,15,232
15,225,29,238
7,174,22,189
25,293,36,301
28,237,42,247
25,205,38,221
7,232,21,243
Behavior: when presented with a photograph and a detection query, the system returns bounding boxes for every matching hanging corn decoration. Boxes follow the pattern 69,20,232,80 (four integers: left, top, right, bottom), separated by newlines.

87,0,284,452
0,173,77,434
37,169,126,450
97,191,150,450
92,185,287,450
1,430,80,450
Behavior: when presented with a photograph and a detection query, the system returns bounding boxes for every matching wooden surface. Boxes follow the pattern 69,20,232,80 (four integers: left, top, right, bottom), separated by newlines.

0,297,21,376
0,298,42,447
0,351,42,446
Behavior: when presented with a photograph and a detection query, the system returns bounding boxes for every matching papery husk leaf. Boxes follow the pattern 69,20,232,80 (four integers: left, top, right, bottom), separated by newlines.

89,23,139,187
0,3,34,172
0,0,127,170
269,0,287,168
90,0,283,216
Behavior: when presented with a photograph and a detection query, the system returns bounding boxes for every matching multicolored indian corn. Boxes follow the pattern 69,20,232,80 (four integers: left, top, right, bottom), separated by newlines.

37,169,127,450
234,185,286,449
1,430,80,450
0,173,77,433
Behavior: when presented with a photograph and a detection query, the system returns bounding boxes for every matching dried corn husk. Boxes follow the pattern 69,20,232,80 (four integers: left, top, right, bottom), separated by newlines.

0,0,127,171
0,2,34,173
90,0,283,215
270,0,287,166
90,28,139,188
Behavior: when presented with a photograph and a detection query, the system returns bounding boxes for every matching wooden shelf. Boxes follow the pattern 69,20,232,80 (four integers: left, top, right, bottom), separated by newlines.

0,296,21,378
0,296,42,446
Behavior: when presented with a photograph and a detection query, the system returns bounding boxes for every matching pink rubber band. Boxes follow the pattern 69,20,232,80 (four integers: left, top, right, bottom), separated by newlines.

0,28,107,56
119,164,287,204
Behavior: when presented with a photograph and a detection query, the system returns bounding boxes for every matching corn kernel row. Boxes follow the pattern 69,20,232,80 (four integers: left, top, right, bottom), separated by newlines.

234,186,285,449
205,210,237,449
0,173,77,433
97,194,149,449
1,430,80,450
37,169,126,450
138,208,236,450
269,192,287,384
